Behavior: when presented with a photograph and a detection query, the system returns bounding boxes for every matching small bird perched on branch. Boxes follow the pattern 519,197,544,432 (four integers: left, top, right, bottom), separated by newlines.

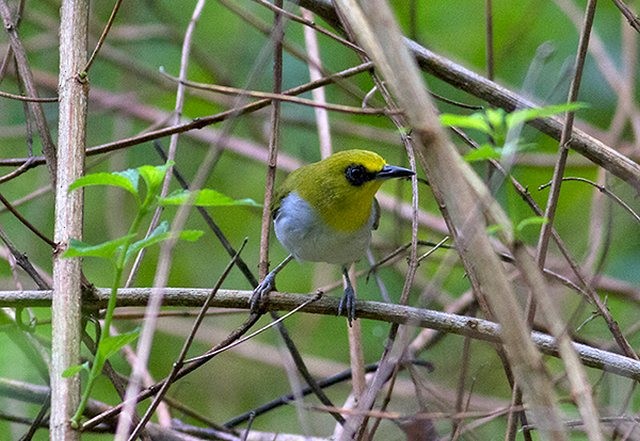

252,149,414,324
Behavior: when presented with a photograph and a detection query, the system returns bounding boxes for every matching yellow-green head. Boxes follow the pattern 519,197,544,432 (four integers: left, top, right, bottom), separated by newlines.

274,149,414,233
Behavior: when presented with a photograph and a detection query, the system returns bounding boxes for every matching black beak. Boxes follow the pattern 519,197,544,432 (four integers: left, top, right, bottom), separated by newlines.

375,164,415,180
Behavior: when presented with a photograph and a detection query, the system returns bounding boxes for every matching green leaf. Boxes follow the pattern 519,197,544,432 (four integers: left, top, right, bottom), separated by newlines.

62,362,90,378
439,113,491,133
68,171,139,197
158,189,261,207
62,235,136,260
463,145,503,162
96,328,140,364
506,102,587,127
516,216,548,234
114,168,140,193
124,221,203,264
138,162,172,198
486,224,503,236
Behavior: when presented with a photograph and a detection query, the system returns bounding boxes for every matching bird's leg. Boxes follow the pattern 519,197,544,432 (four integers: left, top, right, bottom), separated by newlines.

250,254,293,313
338,265,356,326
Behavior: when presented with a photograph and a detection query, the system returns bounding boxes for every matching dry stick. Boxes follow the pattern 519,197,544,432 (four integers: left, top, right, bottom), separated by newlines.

297,0,640,190
301,8,332,159
0,62,374,171
82,0,123,74
485,0,494,80
337,2,505,439
515,245,605,441
540,177,640,223
536,0,596,279
123,0,204,290
218,0,369,106
0,88,56,102
126,242,247,441
451,306,476,439
81,313,263,432
329,4,421,437
367,108,420,441
507,4,600,430
164,74,392,116
535,0,638,362
254,0,365,55
0,0,57,180
259,3,345,428
114,2,208,440
334,1,568,440
0,191,55,248
50,0,89,439
259,0,284,284
611,0,640,32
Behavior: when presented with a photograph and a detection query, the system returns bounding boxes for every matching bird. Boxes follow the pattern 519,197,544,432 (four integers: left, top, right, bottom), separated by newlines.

252,149,414,324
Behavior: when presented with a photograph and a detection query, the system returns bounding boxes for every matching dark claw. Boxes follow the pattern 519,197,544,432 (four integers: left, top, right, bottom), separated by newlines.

250,271,276,314
338,284,356,327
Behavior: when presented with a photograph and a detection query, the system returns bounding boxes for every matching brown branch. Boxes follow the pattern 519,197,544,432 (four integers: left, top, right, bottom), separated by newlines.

3,288,640,382
611,0,640,32
0,0,57,180
50,0,89,439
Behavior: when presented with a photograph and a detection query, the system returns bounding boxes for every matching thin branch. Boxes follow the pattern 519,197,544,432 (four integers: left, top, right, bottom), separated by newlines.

536,0,597,267
126,240,247,440
540,176,640,223
114,2,207,439
82,0,124,74
163,73,392,115
611,0,640,32
0,0,57,180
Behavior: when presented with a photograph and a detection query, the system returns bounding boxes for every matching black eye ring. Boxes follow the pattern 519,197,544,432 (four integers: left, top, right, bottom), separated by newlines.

345,164,369,186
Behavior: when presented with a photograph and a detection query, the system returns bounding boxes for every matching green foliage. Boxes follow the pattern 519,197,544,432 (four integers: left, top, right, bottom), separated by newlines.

123,220,203,263
515,216,548,236
95,329,140,367
441,102,587,160
62,162,256,427
63,235,136,261
159,188,262,207
62,362,90,378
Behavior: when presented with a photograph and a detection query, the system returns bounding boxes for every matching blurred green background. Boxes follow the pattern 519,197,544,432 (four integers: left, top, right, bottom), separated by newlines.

0,0,638,439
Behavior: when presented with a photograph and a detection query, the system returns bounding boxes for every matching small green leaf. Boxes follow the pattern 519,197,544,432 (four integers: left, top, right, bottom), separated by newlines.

516,216,548,234
506,102,587,127
486,224,503,236
96,328,140,364
124,221,203,263
463,145,503,162
440,113,491,133
138,162,172,198
158,189,261,207
68,171,139,197
62,235,136,260
114,168,140,193
62,362,90,378
179,230,204,241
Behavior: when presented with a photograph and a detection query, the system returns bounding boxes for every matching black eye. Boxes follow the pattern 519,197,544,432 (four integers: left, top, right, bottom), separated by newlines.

345,164,369,186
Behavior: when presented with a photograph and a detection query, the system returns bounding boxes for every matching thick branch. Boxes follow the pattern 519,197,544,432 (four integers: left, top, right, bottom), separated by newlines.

4,288,640,382
51,1,89,438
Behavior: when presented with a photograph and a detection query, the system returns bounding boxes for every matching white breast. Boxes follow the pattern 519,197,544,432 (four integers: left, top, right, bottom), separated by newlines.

274,191,377,265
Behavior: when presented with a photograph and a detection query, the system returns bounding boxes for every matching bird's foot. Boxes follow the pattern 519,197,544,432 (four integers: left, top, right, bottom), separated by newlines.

338,284,356,327
250,271,276,314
